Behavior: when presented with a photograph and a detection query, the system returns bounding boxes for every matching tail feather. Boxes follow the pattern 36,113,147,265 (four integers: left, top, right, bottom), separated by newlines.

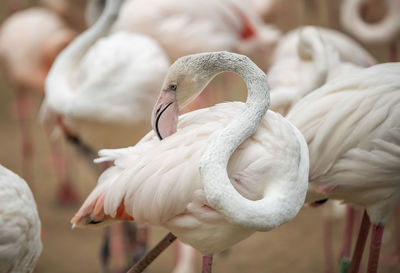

71,188,134,228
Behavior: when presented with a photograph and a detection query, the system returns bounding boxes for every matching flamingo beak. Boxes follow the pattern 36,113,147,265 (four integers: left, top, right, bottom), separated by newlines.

151,90,179,140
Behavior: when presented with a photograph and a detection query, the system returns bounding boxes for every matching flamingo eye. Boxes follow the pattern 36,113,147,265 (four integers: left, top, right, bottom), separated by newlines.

169,83,177,91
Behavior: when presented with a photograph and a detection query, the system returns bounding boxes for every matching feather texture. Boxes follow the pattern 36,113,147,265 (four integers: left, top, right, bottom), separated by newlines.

287,62,400,224
73,102,307,253
0,165,42,273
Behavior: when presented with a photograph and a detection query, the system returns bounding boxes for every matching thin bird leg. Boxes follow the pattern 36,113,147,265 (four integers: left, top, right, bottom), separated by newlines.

382,206,400,263
16,88,34,190
202,255,213,273
172,240,199,273
126,232,177,273
392,207,400,262
57,141,80,206
348,210,371,273
323,217,334,273
132,224,148,263
110,223,126,273
367,224,384,273
339,206,356,272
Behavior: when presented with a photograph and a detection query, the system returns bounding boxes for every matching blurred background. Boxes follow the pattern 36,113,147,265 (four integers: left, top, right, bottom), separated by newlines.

0,0,399,273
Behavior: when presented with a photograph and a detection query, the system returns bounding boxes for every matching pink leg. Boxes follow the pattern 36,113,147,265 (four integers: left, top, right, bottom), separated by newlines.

394,209,400,259
110,223,126,273
323,217,334,273
15,89,34,190
340,207,356,259
367,224,384,273
202,255,213,273
349,210,371,273
381,206,400,264
339,207,356,272
173,240,198,273
51,140,79,206
126,223,148,264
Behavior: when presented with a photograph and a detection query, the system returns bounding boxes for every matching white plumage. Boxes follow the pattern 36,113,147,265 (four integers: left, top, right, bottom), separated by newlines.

44,32,169,149
0,165,42,273
287,62,400,226
74,102,307,254
42,0,170,149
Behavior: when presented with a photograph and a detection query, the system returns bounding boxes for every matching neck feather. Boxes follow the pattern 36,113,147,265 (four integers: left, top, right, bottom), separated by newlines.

198,52,299,231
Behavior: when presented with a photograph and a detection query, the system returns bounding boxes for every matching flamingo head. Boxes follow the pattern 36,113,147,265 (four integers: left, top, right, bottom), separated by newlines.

151,53,215,139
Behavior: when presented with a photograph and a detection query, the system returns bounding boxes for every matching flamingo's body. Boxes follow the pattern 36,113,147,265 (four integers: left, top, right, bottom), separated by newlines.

0,165,42,273
288,63,400,220
287,62,400,273
42,0,170,151
74,102,307,253
43,31,169,149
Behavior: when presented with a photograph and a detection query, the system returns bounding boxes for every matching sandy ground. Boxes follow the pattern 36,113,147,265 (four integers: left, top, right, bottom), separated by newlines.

0,0,399,273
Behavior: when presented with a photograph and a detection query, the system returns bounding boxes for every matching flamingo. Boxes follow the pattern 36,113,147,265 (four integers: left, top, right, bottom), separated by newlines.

268,26,376,116
71,51,309,272
267,26,369,272
112,0,281,72
86,0,283,268
0,164,42,273
41,0,169,271
341,0,400,264
286,62,400,273
0,5,76,189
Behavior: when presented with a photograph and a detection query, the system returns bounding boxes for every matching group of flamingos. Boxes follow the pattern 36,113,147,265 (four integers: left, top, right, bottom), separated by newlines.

0,0,399,273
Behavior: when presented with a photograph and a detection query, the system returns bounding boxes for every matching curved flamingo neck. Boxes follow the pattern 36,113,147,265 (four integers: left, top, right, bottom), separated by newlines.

194,52,307,231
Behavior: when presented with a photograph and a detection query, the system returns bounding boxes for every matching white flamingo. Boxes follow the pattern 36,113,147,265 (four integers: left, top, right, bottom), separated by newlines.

71,51,309,272
341,0,400,264
267,26,369,273
287,62,400,273
86,0,283,268
41,0,169,271
268,26,376,116
112,0,281,72
0,164,42,273
0,5,76,187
